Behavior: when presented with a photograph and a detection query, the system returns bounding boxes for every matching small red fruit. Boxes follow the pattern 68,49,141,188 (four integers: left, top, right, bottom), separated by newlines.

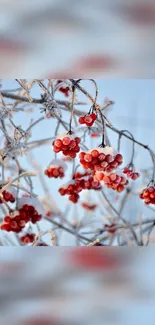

53,134,81,158
140,185,155,205
78,113,97,127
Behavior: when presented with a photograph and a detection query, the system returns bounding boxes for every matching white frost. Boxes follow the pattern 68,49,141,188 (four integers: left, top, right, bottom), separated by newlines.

18,197,46,215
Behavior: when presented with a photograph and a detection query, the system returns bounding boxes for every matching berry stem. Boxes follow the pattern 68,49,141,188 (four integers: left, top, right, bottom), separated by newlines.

69,79,95,104
69,85,75,133
97,108,106,147
89,79,98,104
149,149,155,181
55,120,61,136
1,164,4,182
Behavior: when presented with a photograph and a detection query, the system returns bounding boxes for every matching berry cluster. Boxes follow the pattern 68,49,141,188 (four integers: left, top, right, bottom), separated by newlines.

123,166,140,180
82,176,102,191
57,80,70,97
45,166,64,178
79,113,97,127
79,147,123,173
140,186,155,205
1,201,43,233
0,186,16,204
19,204,43,224
53,135,81,159
59,181,81,203
104,223,116,234
1,213,26,233
59,177,101,203
21,233,35,244
94,171,128,192
44,160,67,179
81,202,97,211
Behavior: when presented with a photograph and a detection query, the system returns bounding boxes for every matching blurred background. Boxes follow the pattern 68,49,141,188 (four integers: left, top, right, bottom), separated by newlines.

0,0,155,77
0,248,155,325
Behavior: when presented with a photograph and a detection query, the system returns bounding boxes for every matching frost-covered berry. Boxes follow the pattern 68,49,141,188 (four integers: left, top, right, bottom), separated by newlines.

53,133,81,158
123,166,140,180
78,113,97,127
94,170,128,192
0,184,17,204
79,147,123,172
44,159,67,179
59,175,101,204
56,80,70,97
1,211,26,233
1,198,45,234
21,233,36,244
140,185,155,205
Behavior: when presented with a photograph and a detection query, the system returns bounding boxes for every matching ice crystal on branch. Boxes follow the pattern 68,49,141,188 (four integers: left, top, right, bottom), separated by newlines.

41,94,62,118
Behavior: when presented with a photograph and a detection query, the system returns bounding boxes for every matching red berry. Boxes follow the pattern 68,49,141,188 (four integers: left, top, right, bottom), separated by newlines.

115,154,123,163
123,167,129,174
75,137,81,144
110,161,118,168
110,174,117,181
11,221,18,229
79,152,85,159
74,145,80,153
1,223,11,231
19,220,26,227
54,139,62,147
84,116,93,124
69,152,76,158
105,155,113,163
101,161,108,168
84,154,92,162
4,216,11,223
79,116,85,124
53,146,61,153
70,140,76,148
91,150,99,158
140,185,155,205
98,153,106,161
117,185,124,193
91,113,97,120
62,137,71,145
